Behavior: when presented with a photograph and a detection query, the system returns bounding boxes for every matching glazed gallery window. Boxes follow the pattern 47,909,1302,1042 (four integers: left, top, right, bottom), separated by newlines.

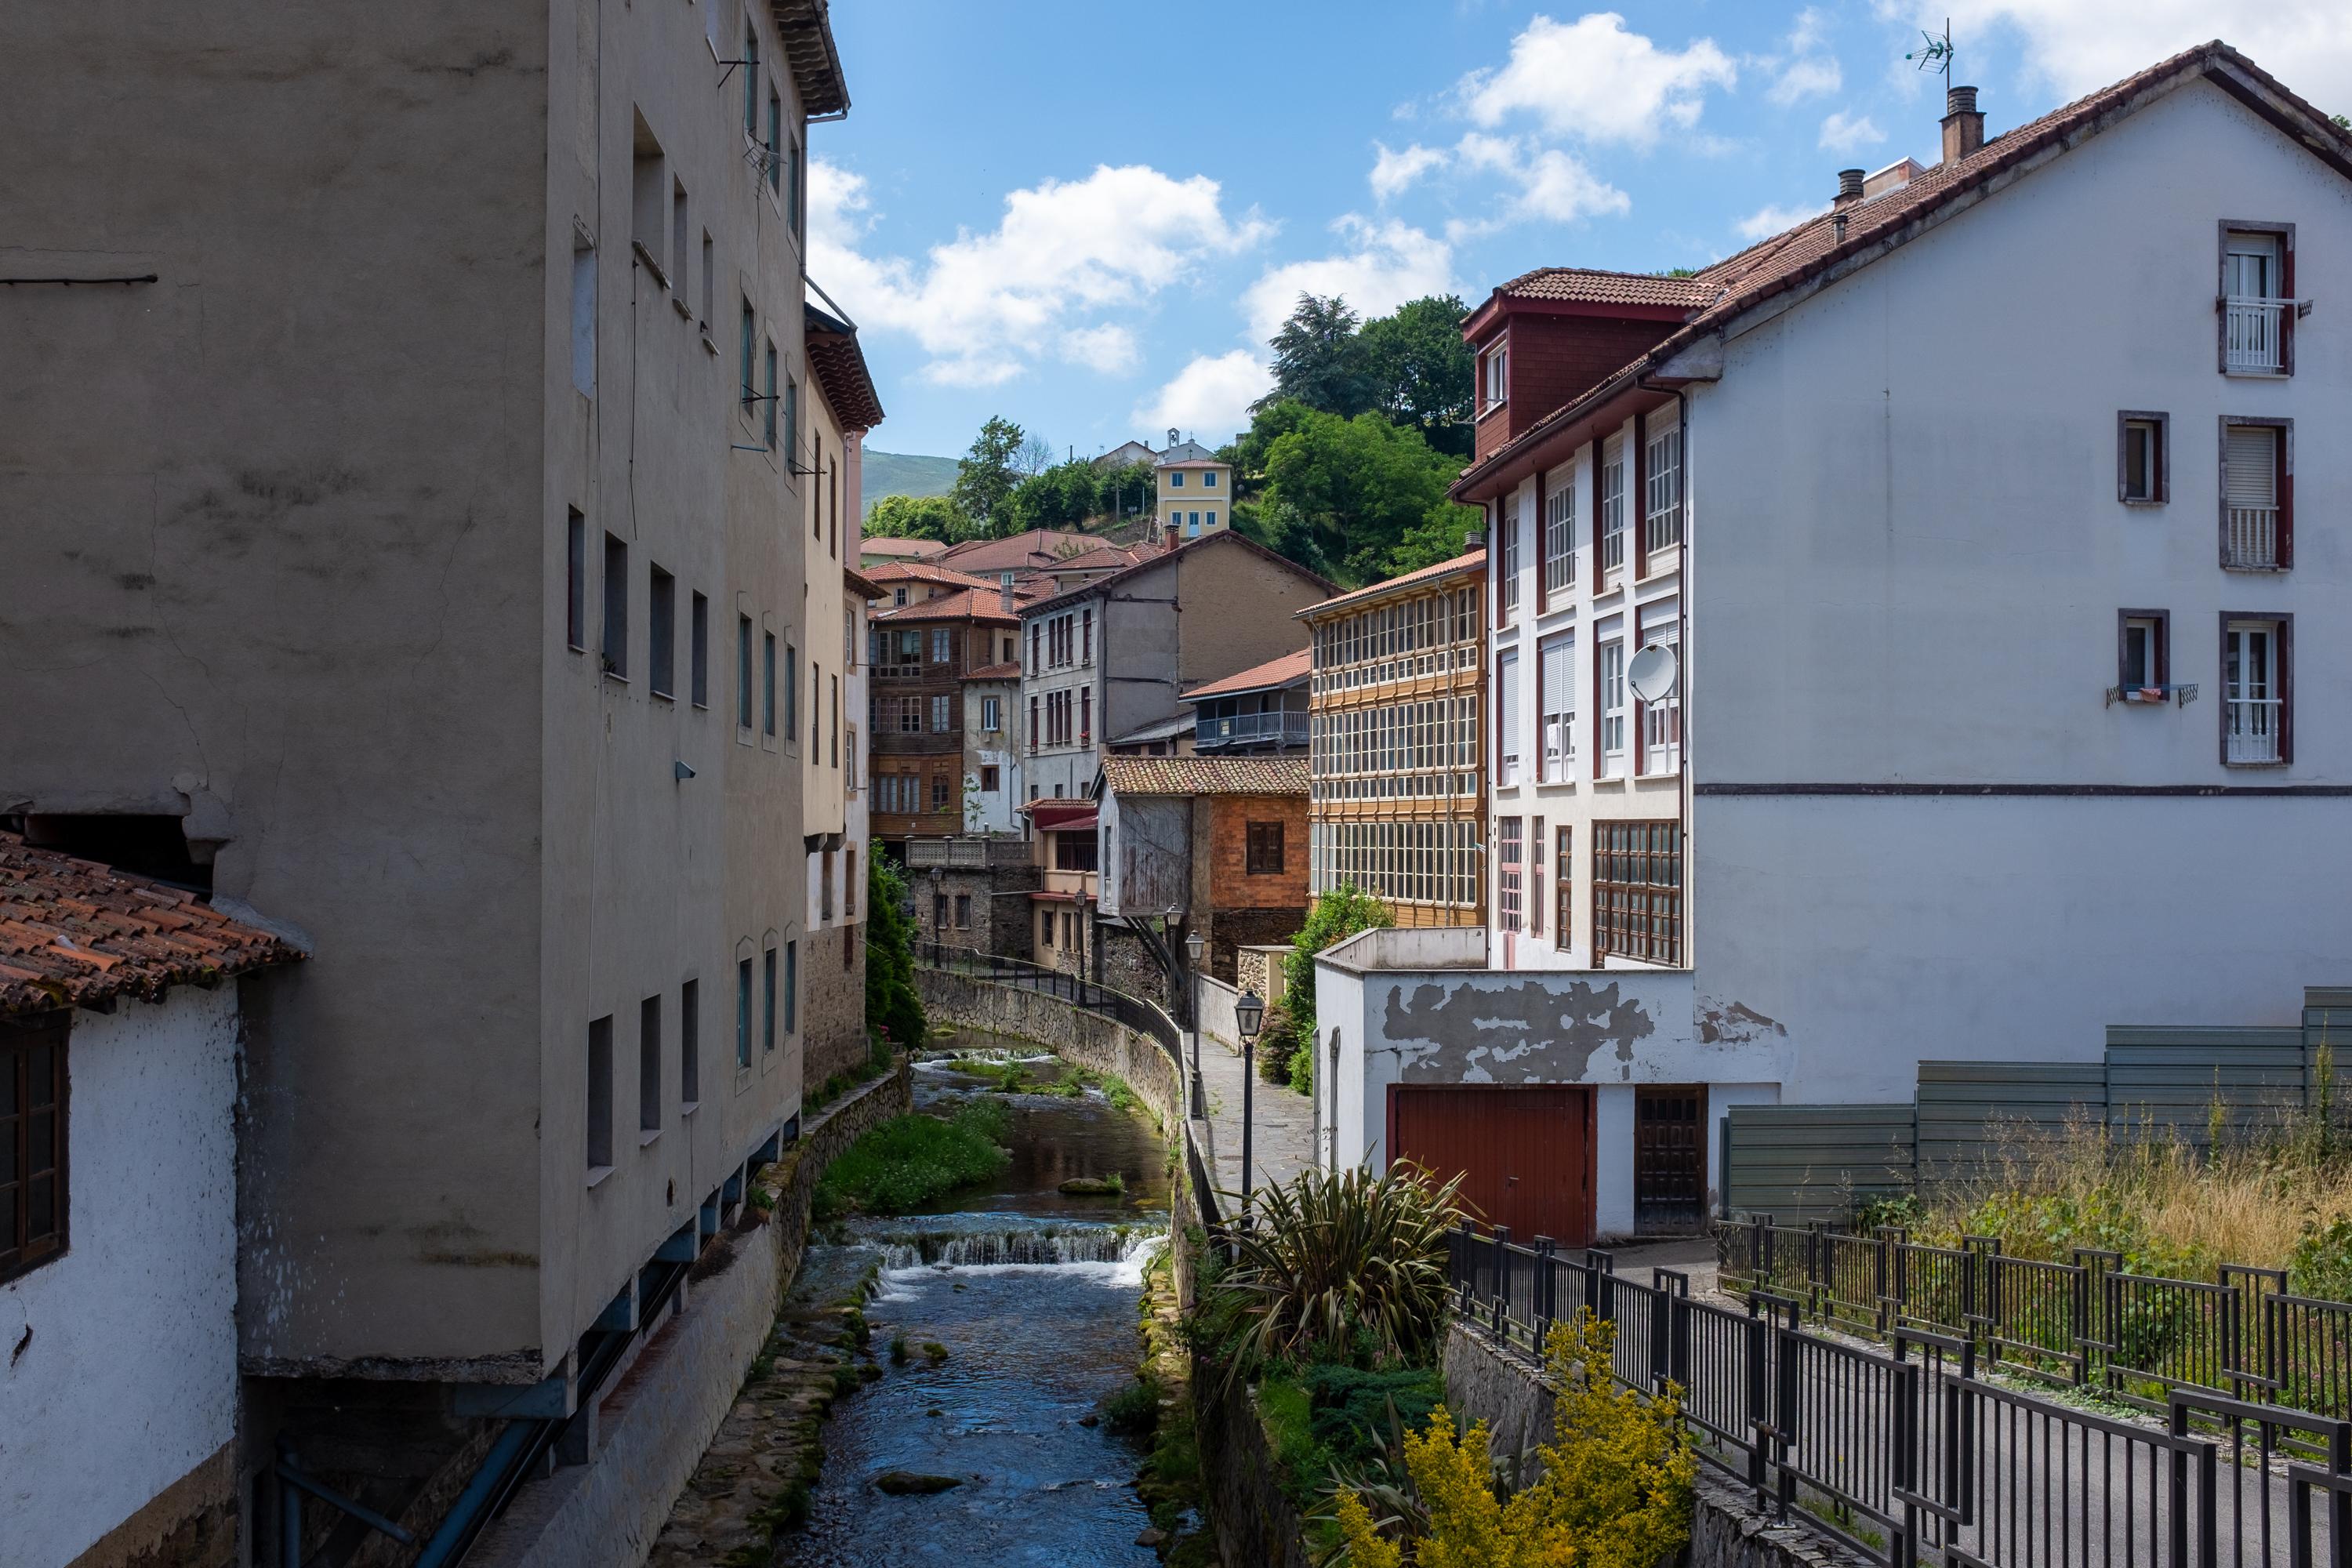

1592,820,1682,967
1496,818,1523,931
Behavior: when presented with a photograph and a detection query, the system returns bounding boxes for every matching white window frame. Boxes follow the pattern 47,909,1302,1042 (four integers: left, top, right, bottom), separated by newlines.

1599,638,1628,776
1497,648,1522,788
981,695,1001,731
1644,423,1682,561
2224,618,2285,765
1498,497,1521,619
1541,466,1576,599
1538,631,1576,782
1482,339,1508,412
1599,437,1626,586
1497,817,1523,931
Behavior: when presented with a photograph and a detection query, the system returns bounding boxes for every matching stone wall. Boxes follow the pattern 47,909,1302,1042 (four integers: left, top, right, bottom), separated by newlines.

1207,907,1301,984
1440,1320,1875,1568
910,862,1036,960
916,969,1180,1130
800,923,869,1089
473,1061,912,1568
1236,945,1290,1011
1192,1363,1313,1568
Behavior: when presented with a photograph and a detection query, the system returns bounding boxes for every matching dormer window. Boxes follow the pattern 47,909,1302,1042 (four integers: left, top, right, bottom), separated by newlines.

1480,340,1508,412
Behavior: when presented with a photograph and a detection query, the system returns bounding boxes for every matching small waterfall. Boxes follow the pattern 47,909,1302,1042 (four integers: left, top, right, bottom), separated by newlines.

869,1223,1158,1270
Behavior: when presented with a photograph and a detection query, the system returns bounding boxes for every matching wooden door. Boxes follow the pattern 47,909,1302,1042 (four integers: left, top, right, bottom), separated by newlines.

1389,1084,1592,1247
1634,1086,1707,1234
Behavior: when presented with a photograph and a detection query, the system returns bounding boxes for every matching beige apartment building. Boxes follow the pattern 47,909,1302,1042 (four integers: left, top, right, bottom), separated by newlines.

0,0,856,1556
1154,430,1232,544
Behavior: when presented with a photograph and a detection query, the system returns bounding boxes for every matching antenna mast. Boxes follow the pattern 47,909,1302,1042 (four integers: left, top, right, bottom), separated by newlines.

1906,16,1955,87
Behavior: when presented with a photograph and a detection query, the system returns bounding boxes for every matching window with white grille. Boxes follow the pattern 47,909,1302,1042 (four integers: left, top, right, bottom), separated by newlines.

2222,229,2288,375
1599,437,1626,586
1498,497,1521,619
1482,340,1508,410
2224,618,2288,765
2222,421,2288,569
1497,649,1522,786
1497,817,1523,932
1599,637,1627,775
1638,602,1680,775
1538,633,1575,782
1542,466,1577,600
1643,423,1682,561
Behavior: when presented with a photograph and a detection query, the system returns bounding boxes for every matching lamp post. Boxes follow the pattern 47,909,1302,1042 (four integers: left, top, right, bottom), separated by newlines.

1183,930,1207,1120
1236,989,1264,1204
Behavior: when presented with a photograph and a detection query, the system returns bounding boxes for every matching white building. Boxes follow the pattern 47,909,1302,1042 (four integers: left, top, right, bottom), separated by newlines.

0,835,302,1566
1319,44,2352,1244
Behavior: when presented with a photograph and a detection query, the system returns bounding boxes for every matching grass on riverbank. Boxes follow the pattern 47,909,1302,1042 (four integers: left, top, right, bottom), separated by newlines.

937,1056,1142,1114
813,1101,1011,1220
1885,1095,2352,1292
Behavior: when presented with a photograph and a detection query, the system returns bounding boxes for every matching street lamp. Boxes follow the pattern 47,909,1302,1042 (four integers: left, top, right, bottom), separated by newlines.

1184,930,1207,1120
1237,989,1264,1204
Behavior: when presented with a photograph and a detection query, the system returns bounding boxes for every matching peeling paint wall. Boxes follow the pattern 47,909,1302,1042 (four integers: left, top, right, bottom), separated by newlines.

1,988,241,1568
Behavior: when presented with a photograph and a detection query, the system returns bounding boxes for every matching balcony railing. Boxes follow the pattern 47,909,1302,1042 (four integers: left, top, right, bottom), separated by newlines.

2226,504,2278,568
2224,296,2285,372
2227,698,2282,764
905,836,1030,869
1195,710,1308,749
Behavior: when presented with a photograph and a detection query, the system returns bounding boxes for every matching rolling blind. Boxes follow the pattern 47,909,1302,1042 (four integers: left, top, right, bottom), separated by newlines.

2225,426,2278,507
1499,651,1522,762
1541,636,1573,713
1639,598,1681,646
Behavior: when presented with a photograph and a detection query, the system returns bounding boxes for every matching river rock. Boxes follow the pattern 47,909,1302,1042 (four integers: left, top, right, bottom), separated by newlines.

1058,1176,1123,1195
1135,1527,1168,1548
875,1471,964,1495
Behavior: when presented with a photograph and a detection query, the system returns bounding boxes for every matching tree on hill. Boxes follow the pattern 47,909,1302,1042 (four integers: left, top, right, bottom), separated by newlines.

866,492,969,543
1359,294,1474,457
1255,293,1374,418
950,416,1026,537
1240,401,1479,586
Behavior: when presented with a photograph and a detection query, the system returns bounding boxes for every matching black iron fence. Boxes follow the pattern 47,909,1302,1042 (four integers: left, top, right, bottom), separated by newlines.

1717,1217,2352,1422
914,941,1183,1061
1451,1224,2352,1568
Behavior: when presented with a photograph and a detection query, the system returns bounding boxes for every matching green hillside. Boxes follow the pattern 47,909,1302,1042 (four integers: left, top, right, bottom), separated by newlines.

862,450,959,514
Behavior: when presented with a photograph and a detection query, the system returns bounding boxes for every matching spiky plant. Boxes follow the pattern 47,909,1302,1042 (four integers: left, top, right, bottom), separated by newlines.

1218,1163,1465,1381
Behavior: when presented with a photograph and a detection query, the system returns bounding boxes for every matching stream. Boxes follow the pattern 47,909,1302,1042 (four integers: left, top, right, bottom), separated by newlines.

777,1029,1171,1566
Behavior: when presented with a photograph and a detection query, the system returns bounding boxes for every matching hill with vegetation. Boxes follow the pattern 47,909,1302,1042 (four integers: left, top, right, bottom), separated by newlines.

862,450,960,514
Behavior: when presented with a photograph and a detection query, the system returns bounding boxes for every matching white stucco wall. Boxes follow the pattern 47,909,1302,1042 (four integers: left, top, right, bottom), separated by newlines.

1690,76,2352,1102
1,985,241,1568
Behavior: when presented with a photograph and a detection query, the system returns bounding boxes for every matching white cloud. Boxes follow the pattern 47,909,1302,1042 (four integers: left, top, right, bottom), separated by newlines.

1770,56,1843,105
1788,5,1832,55
1878,1,2352,108
1818,110,1888,151
1461,12,1737,147
1240,216,1457,346
1454,134,1631,228
806,158,1270,388
1134,350,1271,445
1060,323,1138,373
1734,201,1828,240
1370,141,1449,201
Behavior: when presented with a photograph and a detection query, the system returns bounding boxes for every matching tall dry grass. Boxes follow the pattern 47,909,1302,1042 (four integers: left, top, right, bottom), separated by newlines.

1894,1052,2352,1294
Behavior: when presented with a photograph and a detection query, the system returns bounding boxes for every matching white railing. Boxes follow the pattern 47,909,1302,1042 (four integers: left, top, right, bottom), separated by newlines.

2228,699,2282,764
2227,505,2278,568
2225,297,2285,372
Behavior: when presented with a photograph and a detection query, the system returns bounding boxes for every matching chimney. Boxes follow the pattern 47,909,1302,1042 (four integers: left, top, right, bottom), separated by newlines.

1463,528,1486,550
1000,579,1014,615
1940,85,1984,165
1834,167,1864,207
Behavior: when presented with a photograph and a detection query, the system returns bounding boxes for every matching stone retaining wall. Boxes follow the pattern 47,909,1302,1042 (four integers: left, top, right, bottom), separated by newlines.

1441,1320,1875,1568
474,1060,911,1568
1193,1363,1313,1568
916,969,1181,1130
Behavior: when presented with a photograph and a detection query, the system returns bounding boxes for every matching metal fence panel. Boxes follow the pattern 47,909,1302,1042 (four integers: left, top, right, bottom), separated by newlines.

1722,1104,1915,1221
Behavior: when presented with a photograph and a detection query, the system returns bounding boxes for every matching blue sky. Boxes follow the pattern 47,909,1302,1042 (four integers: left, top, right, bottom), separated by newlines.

811,2,2350,459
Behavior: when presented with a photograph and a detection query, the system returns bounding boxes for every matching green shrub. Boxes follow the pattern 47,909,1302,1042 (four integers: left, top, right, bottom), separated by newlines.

1305,1363,1444,1469
1276,886,1393,1098
814,1102,1010,1219
866,857,927,1053
1104,1373,1163,1436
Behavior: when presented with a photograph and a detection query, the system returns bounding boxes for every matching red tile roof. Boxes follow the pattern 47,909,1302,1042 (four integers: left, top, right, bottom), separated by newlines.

1181,648,1310,702
859,536,949,560
865,561,999,590
1299,549,1486,619
1022,529,1336,617
1460,42,2352,495
870,587,1021,626
938,529,1102,574
965,661,1022,680
0,835,304,1014
804,300,885,430
1041,545,1152,573
1100,755,1308,797
1495,268,1718,308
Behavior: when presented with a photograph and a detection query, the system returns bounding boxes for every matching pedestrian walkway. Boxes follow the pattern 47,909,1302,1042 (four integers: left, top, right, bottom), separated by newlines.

1189,1028,1312,1205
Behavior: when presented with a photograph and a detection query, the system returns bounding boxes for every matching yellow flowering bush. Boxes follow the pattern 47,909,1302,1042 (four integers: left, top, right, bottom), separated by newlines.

1335,1312,1695,1566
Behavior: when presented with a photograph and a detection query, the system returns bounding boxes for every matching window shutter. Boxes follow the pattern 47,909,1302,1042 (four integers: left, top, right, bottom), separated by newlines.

1541,636,1573,772
1499,652,1522,771
2226,426,2277,507
1639,599,1680,646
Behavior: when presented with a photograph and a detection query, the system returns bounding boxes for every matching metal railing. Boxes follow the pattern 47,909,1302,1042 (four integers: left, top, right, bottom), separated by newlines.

1194,710,1308,749
914,940,1181,1059
2226,297,2287,372
905,836,1029,869
2229,696,2285,763
1719,1218,2352,1422
1453,1223,2352,1567
2228,505,2281,568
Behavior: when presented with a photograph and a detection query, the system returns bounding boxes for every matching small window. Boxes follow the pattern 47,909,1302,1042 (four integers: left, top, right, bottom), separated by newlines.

670,179,690,289
762,946,777,1053
2118,610,2169,697
1554,826,1573,952
954,893,972,928
601,534,628,676
680,978,700,1108
766,90,782,194
1497,818,1523,931
931,774,950,810
1246,821,1285,875
931,628,950,663
784,940,797,1035
1169,470,1185,489
739,298,756,405
2,1017,69,1282
737,615,753,728
931,695,950,732
933,891,948,929
648,566,675,698
763,346,779,448
763,633,777,735
982,696,1001,731
639,995,662,1135
699,230,714,330
1202,470,1218,489
1599,641,1628,775
1482,342,1508,409
565,510,586,651
586,1015,614,1172
735,956,753,1068
690,592,710,706
571,240,597,398
980,764,1000,791
742,26,760,138
2118,412,2169,504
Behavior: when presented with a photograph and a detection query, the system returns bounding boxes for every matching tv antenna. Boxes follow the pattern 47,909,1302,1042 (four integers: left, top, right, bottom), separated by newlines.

1906,18,1955,88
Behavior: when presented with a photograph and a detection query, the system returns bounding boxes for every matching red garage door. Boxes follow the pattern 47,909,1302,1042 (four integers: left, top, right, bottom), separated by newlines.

1389,1084,1593,1247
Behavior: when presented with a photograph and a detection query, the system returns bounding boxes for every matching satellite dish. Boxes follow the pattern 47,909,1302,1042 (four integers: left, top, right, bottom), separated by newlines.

1628,642,1679,704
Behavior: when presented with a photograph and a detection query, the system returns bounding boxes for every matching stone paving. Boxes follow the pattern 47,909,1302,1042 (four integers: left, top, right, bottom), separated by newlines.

1188,1027,1312,1205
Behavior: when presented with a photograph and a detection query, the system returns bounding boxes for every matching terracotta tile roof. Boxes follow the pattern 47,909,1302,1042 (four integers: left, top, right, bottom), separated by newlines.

840,566,888,601
859,537,949,560
0,835,303,1014
1496,268,1718,308
938,529,1102,574
804,300,884,430
1041,545,1151,573
965,662,1021,680
870,587,1020,626
865,561,998,590
1299,549,1486,619
1460,42,2352,495
1100,754,1308,797
1181,648,1310,702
